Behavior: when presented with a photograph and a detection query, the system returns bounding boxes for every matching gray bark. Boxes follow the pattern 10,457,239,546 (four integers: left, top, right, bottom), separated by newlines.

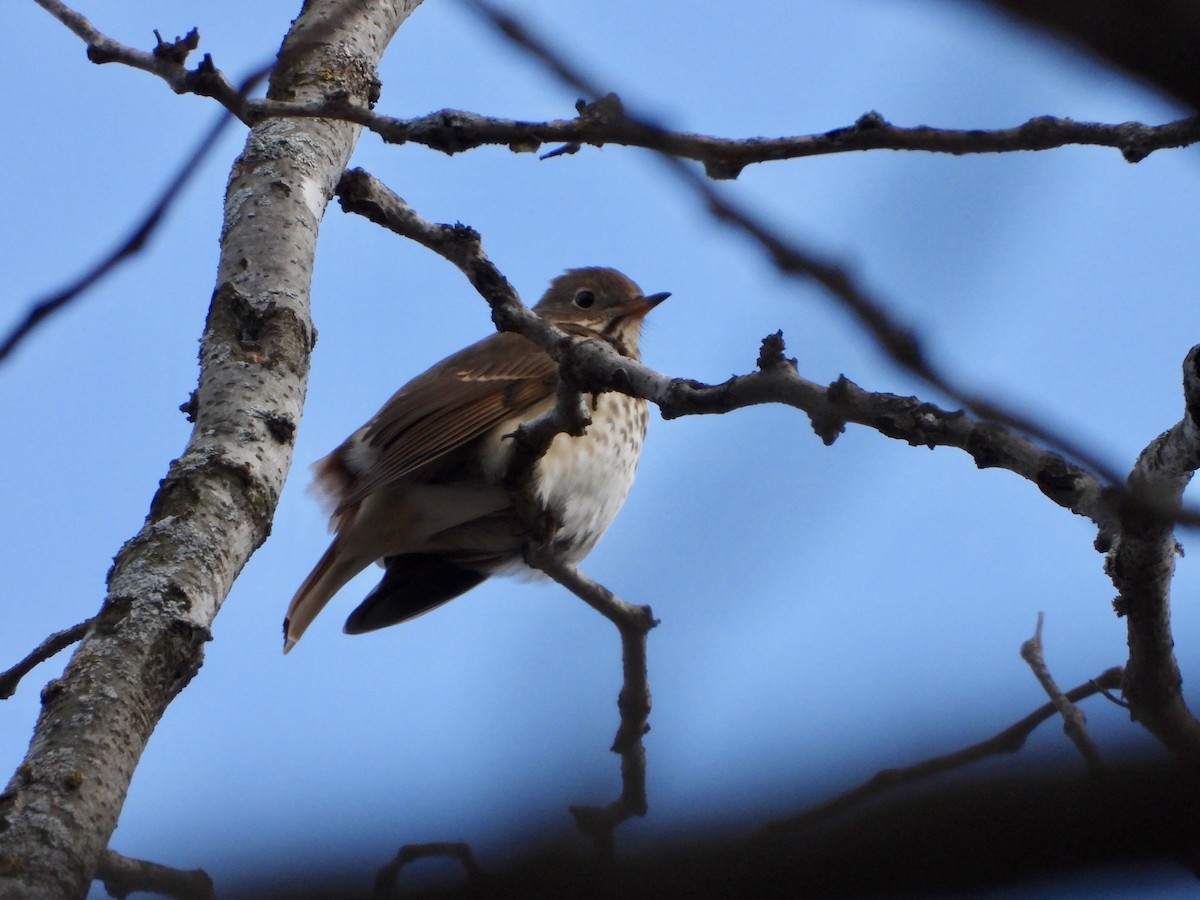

0,2,422,897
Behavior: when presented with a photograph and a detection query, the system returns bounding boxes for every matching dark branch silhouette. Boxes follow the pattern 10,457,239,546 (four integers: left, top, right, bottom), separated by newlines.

758,665,1124,839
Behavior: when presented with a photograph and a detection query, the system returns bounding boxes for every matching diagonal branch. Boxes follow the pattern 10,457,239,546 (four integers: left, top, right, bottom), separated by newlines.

1020,613,1105,773
333,174,1121,538
758,665,1124,839
0,618,95,700
0,3,421,896
0,57,267,363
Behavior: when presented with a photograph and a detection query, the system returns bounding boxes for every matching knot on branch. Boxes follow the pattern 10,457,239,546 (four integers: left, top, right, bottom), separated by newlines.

151,28,200,66
854,110,887,131
576,92,625,124
756,330,796,372
1116,121,1155,163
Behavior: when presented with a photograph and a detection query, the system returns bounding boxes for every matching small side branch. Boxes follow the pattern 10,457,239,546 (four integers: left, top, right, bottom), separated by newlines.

528,555,657,858
34,0,252,117
95,849,214,900
0,618,95,700
1020,613,1104,773
758,666,1124,840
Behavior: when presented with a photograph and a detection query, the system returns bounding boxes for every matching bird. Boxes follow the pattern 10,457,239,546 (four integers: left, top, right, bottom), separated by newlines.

283,267,670,652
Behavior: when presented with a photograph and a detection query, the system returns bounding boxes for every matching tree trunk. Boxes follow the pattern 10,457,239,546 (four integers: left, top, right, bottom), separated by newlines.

0,3,421,896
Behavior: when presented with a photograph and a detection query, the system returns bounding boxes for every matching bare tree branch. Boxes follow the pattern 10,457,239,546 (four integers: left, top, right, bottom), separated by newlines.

1020,613,1105,773
0,106,238,363
33,0,253,116
0,3,422,896
758,665,1124,839
254,99,1200,172
334,172,1125,544
1107,346,1200,766
529,554,656,857
459,0,1142,504
0,40,269,365
0,618,94,700
95,849,213,900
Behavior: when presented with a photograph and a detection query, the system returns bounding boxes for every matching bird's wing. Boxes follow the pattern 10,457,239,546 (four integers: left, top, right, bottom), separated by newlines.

336,331,558,509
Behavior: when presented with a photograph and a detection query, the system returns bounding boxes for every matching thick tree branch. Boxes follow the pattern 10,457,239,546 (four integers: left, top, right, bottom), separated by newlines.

1107,346,1200,766
0,4,422,897
758,665,1124,839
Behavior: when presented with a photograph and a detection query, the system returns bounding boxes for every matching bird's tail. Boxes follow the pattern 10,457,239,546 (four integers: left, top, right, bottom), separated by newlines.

283,539,364,654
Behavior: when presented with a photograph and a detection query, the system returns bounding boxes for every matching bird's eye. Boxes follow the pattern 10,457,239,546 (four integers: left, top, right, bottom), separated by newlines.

573,289,596,309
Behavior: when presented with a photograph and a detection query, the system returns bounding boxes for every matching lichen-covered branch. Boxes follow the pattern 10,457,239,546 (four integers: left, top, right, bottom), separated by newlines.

0,3,421,897
1107,346,1200,766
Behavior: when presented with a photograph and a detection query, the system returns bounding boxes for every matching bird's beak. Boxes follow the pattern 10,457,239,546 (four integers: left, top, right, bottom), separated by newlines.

622,291,671,318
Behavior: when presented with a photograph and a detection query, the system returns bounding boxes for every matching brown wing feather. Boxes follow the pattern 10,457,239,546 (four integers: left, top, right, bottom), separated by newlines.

337,331,558,509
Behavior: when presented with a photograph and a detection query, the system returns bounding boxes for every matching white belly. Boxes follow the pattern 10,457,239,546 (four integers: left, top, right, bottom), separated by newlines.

534,392,648,562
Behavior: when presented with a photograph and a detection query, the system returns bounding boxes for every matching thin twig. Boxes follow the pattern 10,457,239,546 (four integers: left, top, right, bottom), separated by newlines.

1020,613,1105,773
0,618,95,699
0,63,268,364
757,665,1124,839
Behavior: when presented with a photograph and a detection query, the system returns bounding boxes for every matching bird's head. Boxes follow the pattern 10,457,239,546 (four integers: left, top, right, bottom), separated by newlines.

534,267,670,357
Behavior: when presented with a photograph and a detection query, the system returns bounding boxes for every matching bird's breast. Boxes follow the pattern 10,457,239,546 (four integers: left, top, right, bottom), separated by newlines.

534,392,649,561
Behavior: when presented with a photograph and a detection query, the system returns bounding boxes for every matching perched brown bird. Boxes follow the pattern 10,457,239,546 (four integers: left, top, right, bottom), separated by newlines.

283,267,669,652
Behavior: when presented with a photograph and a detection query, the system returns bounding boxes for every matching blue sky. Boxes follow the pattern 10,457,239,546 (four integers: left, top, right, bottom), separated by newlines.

4,0,1200,895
